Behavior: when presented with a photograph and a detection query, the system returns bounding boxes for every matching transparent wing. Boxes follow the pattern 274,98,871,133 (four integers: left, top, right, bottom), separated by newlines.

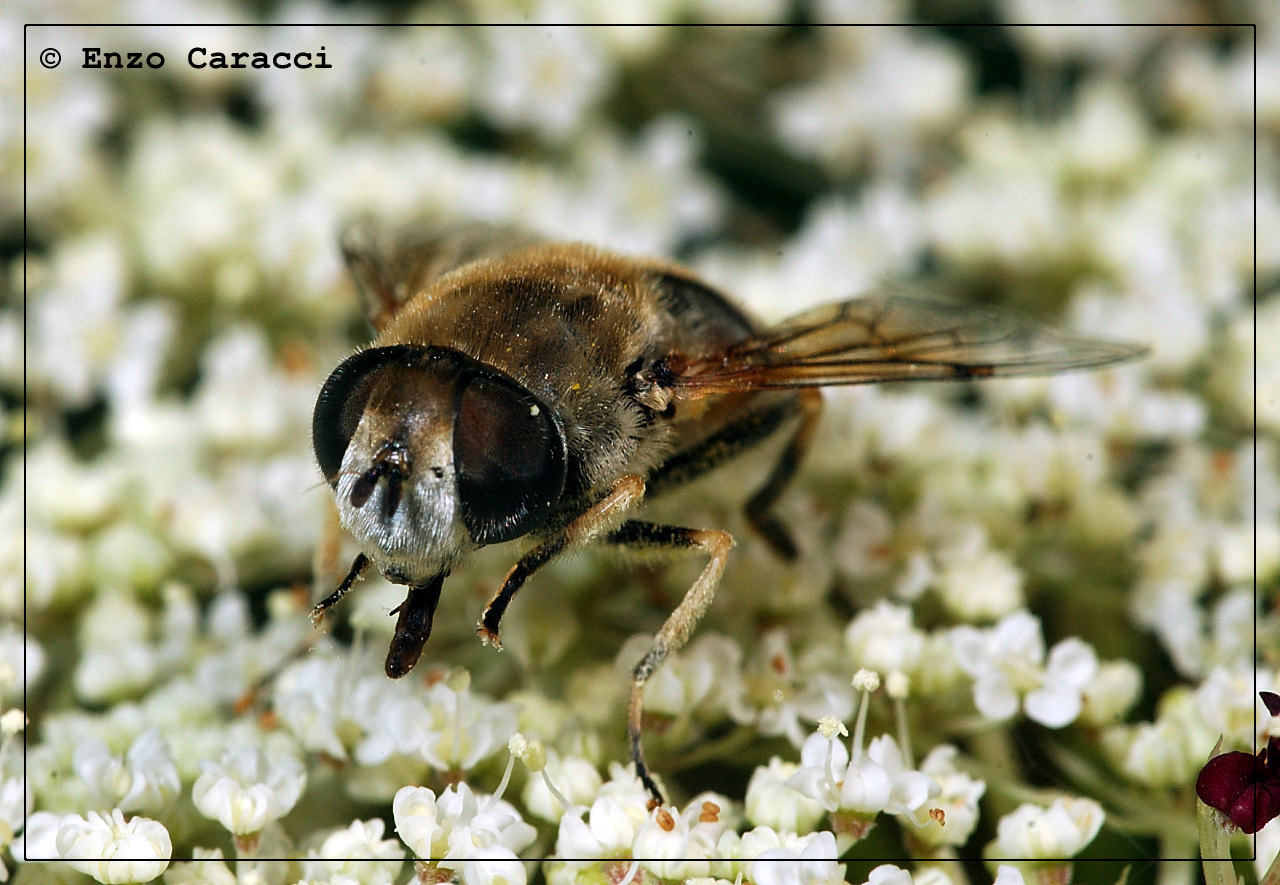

340,218,541,332
666,293,1146,397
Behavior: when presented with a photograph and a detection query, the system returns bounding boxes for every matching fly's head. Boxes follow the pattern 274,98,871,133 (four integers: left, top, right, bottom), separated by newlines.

313,345,567,586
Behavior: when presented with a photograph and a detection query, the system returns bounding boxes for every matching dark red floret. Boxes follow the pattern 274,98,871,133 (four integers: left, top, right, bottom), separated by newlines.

1195,692,1280,835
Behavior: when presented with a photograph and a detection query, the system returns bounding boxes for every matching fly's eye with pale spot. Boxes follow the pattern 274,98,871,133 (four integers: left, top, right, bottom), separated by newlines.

454,369,566,545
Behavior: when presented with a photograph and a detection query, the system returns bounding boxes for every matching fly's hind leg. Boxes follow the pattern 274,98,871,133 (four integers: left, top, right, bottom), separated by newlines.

607,520,735,805
745,387,823,560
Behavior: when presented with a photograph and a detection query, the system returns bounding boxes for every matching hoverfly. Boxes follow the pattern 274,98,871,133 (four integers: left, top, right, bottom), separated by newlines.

311,219,1143,803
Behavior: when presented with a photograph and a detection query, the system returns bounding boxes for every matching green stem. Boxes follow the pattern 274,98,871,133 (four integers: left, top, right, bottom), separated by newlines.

851,681,871,764
1197,798,1237,885
894,694,913,770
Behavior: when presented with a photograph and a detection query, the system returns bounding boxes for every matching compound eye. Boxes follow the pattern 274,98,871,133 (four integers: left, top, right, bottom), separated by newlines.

454,372,566,545
313,346,417,483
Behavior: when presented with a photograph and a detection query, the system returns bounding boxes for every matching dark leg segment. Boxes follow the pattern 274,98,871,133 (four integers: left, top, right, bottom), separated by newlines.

311,553,370,623
744,388,823,560
646,392,821,560
645,396,801,498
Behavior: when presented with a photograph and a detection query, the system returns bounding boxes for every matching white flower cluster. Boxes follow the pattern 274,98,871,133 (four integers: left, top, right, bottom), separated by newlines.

395,781,535,883
192,746,307,837
272,653,519,798
772,29,972,175
8,11,1275,885
549,764,846,884
951,611,1100,729
54,809,172,884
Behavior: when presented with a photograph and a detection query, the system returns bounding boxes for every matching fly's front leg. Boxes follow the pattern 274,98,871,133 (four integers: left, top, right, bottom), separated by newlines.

311,553,370,624
608,520,735,805
477,474,645,648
